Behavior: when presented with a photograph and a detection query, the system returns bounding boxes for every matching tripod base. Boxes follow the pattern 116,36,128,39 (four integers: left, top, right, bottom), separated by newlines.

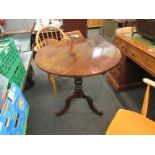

56,77,103,116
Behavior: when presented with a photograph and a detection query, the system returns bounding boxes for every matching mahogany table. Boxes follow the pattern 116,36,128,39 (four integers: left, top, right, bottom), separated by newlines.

35,38,121,116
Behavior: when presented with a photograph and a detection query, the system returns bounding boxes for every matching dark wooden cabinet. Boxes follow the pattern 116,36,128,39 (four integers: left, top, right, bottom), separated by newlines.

63,19,87,38
108,27,154,91
31,19,87,49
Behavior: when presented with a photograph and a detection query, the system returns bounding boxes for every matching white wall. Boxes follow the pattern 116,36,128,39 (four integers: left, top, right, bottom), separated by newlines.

3,19,35,32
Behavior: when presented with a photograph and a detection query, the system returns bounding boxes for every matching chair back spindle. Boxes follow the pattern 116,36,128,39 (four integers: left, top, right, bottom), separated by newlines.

36,25,66,50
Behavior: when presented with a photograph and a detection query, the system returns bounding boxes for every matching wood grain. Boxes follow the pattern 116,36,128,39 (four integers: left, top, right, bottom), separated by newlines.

108,27,155,91
87,19,104,28
35,38,121,77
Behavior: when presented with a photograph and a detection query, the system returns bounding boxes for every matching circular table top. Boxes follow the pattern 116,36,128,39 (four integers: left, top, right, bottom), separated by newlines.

35,39,121,77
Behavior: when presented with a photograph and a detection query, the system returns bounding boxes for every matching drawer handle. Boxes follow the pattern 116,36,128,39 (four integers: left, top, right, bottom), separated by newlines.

117,65,121,70
122,45,125,49
131,50,135,57
121,45,126,52
115,41,119,46
143,57,147,62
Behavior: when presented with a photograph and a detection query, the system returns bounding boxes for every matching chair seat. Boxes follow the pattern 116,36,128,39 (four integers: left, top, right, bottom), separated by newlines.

106,109,155,135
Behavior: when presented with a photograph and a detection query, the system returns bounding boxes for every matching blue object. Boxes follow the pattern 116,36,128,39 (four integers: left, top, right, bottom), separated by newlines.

0,83,29,135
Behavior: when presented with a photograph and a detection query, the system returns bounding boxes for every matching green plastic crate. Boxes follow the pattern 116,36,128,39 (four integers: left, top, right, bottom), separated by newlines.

0,38,21,78
0,38,26,88
9,61,26,88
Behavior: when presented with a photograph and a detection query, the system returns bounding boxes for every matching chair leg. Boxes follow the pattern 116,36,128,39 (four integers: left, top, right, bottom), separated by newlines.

48,74,58,96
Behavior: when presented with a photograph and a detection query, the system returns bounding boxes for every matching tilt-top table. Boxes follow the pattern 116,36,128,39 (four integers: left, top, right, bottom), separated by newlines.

35,37,121,116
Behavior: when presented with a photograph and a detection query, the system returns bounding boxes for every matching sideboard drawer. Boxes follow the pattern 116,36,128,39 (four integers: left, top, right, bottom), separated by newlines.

109,54,126,84
126,45,155,76
115,37,127,54
109,27,155,91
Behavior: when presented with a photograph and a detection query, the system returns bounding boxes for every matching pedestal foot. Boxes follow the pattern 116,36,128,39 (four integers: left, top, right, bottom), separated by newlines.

82,94,103,115
56,77,103,116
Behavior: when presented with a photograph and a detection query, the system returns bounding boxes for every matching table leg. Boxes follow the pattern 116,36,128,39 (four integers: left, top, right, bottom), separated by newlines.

56,77,103,116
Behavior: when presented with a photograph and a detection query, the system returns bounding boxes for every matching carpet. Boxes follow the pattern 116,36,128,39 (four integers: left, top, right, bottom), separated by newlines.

24,28,155,135
24,61,124,134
